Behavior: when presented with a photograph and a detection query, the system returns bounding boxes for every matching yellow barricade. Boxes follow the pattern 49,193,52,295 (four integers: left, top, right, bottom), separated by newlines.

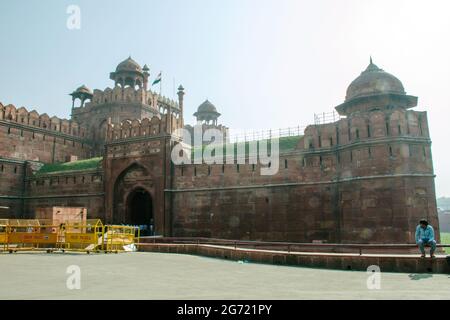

0,218,140,254
0,219,8,251
4,219,61,253
62,219,104,253
104,225,139,253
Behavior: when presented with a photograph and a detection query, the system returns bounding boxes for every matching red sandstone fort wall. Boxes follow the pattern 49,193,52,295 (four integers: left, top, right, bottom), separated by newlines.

0,158,26,218
0,103,93,163
2,101,437,244
169,108,438,243
170,177,438,243
24,169,104,220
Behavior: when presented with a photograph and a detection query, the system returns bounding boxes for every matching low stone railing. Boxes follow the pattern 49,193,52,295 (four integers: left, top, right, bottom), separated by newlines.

137,237,450,273
139,236,450,255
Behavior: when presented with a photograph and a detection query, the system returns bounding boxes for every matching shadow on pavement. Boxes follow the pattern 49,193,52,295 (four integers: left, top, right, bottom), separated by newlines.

408,274,433,281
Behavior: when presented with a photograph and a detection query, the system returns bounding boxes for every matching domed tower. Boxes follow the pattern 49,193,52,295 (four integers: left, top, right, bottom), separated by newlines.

185,100,229,145
71,57,162,155
335,58,418,116
70,57,183,156
194,100,221,125
327,58,439,244
109,56,149,90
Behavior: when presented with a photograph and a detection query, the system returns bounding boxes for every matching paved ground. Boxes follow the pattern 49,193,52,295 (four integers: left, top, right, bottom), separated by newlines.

0,252,449,299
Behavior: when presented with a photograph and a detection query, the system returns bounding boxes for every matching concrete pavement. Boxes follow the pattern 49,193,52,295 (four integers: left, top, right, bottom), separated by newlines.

0,252,449,299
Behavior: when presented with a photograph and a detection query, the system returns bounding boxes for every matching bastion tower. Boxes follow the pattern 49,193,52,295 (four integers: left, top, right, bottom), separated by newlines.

71,57,181,155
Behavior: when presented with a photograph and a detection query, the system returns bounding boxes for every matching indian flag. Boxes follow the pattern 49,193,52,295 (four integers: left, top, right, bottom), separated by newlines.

152,72,162,86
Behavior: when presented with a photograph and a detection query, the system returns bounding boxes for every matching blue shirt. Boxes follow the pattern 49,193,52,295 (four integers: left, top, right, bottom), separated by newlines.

415,225,435,243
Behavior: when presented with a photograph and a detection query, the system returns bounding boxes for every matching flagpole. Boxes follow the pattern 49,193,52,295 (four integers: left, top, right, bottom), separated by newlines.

152,72,162,95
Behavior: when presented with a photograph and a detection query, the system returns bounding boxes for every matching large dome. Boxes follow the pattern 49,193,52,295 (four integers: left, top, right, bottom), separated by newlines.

345,59,405,101
115,56,143,73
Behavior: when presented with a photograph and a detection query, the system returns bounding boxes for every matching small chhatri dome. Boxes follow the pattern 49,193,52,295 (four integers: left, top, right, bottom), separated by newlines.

70,84,93,109
75,85,93,95
197,100,218,113
345,58,405,102
115,56,143,74
110,57,149,89
194,100,221,124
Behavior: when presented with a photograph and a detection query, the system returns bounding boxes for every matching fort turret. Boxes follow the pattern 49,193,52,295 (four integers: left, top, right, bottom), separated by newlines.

71,57,181,155
335,58,418,116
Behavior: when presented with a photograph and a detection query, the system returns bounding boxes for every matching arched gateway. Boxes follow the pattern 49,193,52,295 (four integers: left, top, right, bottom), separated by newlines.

113,163,156,235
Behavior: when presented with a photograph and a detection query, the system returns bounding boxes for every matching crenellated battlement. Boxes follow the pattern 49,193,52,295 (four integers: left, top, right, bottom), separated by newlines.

0,102,88,138
301,107,429,151
107,116,162,141
156,94,179,110
106,113,182,142
89,86,148,107
72,86,179,114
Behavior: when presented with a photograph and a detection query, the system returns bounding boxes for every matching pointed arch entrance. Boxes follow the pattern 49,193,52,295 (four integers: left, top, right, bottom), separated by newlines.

113,162,156,235
126,187,154,235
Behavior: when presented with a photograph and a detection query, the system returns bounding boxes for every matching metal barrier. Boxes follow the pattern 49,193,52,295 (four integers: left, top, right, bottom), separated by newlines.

0,219,141,254
3,219,61,253
104,225,139,253
0,219,8,251
61,219,104,253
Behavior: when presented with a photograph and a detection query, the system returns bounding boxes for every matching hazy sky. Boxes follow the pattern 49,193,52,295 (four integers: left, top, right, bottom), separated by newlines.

1,0,450,196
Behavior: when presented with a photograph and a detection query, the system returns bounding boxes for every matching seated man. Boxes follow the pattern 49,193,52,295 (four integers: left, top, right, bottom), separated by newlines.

415,219,436,258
